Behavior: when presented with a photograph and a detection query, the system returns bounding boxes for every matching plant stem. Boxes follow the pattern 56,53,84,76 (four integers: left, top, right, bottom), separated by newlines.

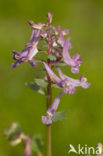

46,62,52,156
46,125,51,156
46,21,52,156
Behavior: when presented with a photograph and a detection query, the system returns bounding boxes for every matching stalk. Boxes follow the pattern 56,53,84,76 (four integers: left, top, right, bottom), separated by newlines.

46,20,52,156
46,61,52,156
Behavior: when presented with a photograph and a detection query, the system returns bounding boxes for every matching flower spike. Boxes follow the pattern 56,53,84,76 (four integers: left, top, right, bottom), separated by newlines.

43,62,61,84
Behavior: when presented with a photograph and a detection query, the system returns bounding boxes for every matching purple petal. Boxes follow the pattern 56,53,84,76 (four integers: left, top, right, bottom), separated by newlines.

47,12,53,25
72,54,82,66
71,66,79,74
11,61,21,68
62,29,70,35
63,85,76,94
42,91,63,125
56,67,65,80
47,91,63,114
42,116,52,125
43,62,61,84
56,68,90,92
27,45,38,60
63,38,82,73
40,30,47,38
12,50,20,56
60,79,76,94
29,59,37,66
58,26,65,47
63,38,72,65
80,75,91,88
28,20,45,30
11,29,40,67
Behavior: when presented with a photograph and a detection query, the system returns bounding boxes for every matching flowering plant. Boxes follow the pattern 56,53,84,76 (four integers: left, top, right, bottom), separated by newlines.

4,12,90,156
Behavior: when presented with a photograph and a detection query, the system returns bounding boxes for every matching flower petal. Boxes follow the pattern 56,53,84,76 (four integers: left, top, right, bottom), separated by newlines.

47,12,53,25
42,91,63,125
80,75,91,88
47,91,63,115
58,26,65,47
11,29,40,68
43,62,61,84
63,38,73,65
71,66,79,74
28,21,45,30
42,116,52,125
63,38,82,73
56,68,90,92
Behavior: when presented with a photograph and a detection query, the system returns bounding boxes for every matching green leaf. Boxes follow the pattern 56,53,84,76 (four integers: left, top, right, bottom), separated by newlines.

31,135,43,152
54,62,66,66
47,54,56,61
26,83,45,95
35,78,48,88
52,110,69,122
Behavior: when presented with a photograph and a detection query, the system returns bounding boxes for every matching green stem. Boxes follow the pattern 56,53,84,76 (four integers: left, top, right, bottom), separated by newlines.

46,125,51,156
46,65,52,156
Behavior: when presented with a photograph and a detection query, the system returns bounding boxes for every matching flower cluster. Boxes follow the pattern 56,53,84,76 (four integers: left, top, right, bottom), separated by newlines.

11,12,90,125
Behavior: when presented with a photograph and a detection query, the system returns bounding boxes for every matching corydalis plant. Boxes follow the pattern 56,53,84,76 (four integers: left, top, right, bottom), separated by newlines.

5,12,90,156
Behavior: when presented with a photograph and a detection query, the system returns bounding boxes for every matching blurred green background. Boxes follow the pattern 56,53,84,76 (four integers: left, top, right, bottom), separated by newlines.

0,0,103,155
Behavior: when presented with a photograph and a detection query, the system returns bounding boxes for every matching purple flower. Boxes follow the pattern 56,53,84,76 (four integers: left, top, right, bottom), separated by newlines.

28,20,45,30
63,38,82,73
56,67,91,90
43,62,61,84
52,26,69,47
57,26,65,47
43,62,90,94
53,26,69,36
24,138,32,156
47,12,53,25
11,29,40,68
62,29,69,35
42,91,63,125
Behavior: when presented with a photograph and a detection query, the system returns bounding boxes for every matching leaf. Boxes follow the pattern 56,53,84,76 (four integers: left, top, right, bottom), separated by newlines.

47,54,56,61
35,78,48,88
30,135,43,152
54,62,66,66
52,110,69,122
26,83,45,95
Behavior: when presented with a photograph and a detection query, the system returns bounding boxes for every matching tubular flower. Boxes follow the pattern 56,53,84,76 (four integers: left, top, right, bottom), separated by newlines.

63,38,82,73
52,26,69,48
47,12,53,25
24,138,32,156
43,62,90,94
57,26,65,47
11,29,40,68
52,26,69,36
28,20,45,30
42,91,63,125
